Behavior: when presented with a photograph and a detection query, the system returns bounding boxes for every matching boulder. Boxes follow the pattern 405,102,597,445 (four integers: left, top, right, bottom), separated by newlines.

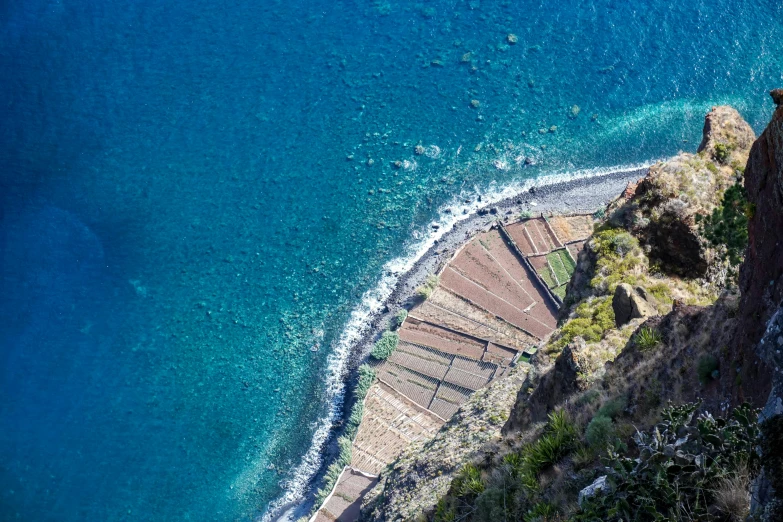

612,284,634,326
579,475,608,506
613,284,658,327
630,287,658,319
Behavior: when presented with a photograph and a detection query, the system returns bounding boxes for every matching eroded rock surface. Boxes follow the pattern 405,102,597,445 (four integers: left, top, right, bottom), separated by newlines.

611,106,754,277
504,337,589,432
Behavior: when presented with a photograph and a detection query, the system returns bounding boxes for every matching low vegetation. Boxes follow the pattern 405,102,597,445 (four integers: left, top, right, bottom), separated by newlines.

393,309,408,329
370,331,399,360
550,296,614,351
575,402,761,521
589,227,643,293
314,364,377,507
696,182,751,267
633,327,662,351
435,411,580,521
417,274,441,299
434,401,764,522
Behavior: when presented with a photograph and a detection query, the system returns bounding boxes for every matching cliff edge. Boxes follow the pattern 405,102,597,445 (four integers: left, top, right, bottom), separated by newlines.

361,97,783,521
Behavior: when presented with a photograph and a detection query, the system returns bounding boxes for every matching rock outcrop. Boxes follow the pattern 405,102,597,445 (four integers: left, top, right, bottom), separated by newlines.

612,283,657,326
504,338,589,432
611,106,754,277
737,90,783,519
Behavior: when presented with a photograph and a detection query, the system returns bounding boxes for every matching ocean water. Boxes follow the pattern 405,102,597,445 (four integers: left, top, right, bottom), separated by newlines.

1,0,781,520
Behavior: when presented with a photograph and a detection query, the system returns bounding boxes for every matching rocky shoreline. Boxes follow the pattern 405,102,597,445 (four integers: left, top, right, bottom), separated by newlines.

283,166,652,521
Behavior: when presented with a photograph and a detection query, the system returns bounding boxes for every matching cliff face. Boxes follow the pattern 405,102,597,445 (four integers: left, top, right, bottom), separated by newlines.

734,91,783,405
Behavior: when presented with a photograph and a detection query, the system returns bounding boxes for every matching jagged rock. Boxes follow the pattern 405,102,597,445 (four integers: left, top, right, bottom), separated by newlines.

612,106,755,277
578,475,608,506
505,338,589,431
613,284,634,326
613,284,657,327
630,286,657,320
697,105,756,162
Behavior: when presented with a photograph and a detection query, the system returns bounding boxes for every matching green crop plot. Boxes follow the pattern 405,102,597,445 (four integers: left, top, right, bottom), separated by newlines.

546,251,568,284
537,265,557,289
558,248,576,273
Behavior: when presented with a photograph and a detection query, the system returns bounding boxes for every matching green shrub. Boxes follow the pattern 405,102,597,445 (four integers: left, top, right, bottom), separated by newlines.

523,501,559,522
453,463,485,497
370,331,399,360
575,402,761,521
356,364,376,397
519,411,580,482
697,353,719,384
438,412,579,521
552,296,615,350
593,208,606,219
585,415,614,450
634,327,662,351
393,309,408,329
696,182,749,266
572,445,598,470
590,228,642,292
714,142,733,164
646,282,672,303
597,396,627,419
416,274,440,299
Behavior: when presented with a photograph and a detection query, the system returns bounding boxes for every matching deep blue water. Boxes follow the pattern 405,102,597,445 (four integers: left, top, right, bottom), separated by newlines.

1,0,781,520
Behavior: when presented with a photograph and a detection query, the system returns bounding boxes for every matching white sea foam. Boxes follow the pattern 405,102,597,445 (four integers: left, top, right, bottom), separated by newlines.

261,159,660,521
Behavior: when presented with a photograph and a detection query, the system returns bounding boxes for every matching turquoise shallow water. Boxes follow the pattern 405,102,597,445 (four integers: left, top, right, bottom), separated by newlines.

1,0,781,520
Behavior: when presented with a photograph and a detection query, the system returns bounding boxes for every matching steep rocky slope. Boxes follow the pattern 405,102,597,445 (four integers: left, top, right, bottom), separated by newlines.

734,90,783,406
360,97,783,521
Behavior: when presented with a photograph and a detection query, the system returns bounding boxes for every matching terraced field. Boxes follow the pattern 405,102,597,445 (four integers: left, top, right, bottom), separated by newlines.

313,468,379,522
313,215,594,521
